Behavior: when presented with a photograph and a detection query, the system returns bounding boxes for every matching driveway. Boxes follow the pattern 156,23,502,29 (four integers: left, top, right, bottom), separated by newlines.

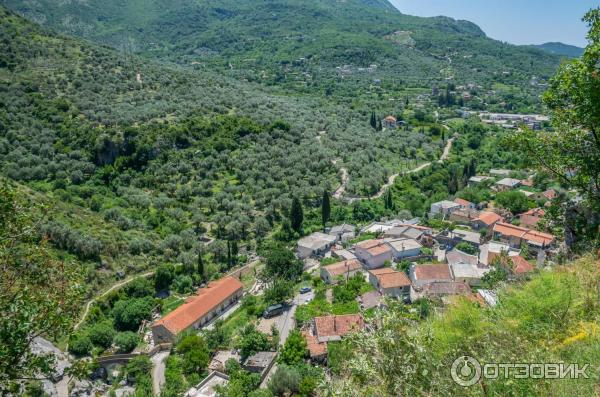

151,350,170,396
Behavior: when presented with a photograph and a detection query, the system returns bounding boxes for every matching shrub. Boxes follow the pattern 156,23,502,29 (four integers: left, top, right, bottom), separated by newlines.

113,297,155,331
88,321,116,349
114,331,140,353
69,334,93,357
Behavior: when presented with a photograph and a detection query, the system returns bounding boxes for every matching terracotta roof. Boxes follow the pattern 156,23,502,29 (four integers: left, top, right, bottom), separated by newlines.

423,282,471,296
357,239,392,256
543,189,558,200
369,267,396,276
322,259,362,277
476,211,503,226
153,276,243,335
493,222,555,246
413,264,452,281
302,330,327,358
315,314,364,339
384,115,397,122
521,179,534,187
510,255,534,274
454,198,473,207
524,230,555,246
376,271,411,289
521,208,545,217
493,222,529,238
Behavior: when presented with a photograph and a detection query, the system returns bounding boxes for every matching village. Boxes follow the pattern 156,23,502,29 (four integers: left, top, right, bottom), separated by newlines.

114,165,562,397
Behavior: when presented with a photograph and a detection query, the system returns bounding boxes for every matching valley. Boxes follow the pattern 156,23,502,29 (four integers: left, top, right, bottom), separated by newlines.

1,1,599,397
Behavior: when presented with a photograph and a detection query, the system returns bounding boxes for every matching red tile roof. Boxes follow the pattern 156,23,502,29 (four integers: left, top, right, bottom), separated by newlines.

454,198,473,207
315,314,364,339
510,255,534,274
493,222,555,246
543,189,558,200
322,259,362,277
413,264,452,281
153,276,243,335
521,208,545,217
369,267,397,276
302,330,327,358
384,115,397,122
357,239,392,256
376,271,411,289
476,211,503,226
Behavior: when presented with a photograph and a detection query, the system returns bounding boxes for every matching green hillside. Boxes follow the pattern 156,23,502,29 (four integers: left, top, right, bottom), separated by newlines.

3,0,560,99
532,42,584,58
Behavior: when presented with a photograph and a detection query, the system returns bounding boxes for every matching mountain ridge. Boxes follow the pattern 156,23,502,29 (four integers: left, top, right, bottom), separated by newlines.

531,41,584,58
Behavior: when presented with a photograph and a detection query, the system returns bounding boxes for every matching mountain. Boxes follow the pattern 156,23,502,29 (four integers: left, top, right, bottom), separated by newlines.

532,42,584,58
3,0,560,98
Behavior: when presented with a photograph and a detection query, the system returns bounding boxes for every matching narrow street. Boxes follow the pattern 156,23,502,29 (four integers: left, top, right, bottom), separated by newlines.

151,350,170,396
259,289,314,388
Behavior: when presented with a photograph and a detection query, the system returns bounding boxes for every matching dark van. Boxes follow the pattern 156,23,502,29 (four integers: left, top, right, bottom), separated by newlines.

263,304,284,319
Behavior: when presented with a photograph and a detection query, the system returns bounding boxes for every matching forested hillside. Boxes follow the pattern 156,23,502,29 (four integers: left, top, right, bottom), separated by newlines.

3,0,560,99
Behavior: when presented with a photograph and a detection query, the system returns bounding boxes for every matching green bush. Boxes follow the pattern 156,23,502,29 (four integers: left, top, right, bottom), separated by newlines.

68,334,93,357
113,297,155,331
114,331,140,353
88,321,116,349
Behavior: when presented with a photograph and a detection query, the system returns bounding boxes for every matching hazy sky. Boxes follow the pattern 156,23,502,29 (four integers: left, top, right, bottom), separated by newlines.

389,0,597,47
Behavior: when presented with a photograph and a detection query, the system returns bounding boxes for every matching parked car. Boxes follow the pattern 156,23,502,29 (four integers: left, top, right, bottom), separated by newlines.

299,286,312,294
263,304,284,319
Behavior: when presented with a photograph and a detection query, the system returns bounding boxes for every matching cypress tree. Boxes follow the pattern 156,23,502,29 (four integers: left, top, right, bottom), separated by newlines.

290,197,304,233
370,111,377,130
322,189,331,229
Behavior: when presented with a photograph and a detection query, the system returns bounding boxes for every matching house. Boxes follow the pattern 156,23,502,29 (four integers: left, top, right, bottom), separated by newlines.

304,314,365,361
494,178,522,191
328,224,356,243
409,263,453,288
385,238,422,260
384,225,431,241
507,255,535,276
454,198,476,209
152,277,244,344
493,222,555,251
446,250,479,267
479,241,519,266
208,351,241,372
355,239,393,269
297,232,336,259
421,282,471,298
521,178,534,187
184,371,229,397
331,248,356,261
468,175,492,186
429,200,461,218
320,259,363,284
520,208,545,228
489,169,512,177
242,352,277,380
382,115,397,129
449,208,480,223
541,189,558,201
449,262,489,286
357,290,383,310
448,228,482,247
472,211,503,230
368,268,411,299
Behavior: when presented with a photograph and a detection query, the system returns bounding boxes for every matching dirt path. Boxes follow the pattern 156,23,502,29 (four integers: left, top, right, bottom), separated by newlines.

73,271,155,330
335,137,454,201
151,350,170,396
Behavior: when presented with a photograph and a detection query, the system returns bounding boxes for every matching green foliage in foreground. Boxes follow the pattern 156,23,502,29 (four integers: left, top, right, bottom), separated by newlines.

325,257,600,396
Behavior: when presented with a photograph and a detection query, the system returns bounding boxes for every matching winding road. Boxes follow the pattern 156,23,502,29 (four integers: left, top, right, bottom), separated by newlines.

333,137,454,201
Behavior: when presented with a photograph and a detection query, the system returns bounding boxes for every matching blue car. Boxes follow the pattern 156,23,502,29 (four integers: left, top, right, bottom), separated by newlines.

299,286,312,294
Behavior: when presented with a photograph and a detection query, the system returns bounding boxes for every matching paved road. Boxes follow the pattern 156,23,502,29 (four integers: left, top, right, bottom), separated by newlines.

260,290,315,388
334,137,455,202
151,350,170,396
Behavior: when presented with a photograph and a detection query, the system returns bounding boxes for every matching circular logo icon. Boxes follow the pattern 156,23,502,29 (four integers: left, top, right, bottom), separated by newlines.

451,356,481,387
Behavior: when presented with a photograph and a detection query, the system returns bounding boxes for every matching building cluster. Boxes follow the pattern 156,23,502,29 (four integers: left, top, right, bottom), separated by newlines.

478,112,549,130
